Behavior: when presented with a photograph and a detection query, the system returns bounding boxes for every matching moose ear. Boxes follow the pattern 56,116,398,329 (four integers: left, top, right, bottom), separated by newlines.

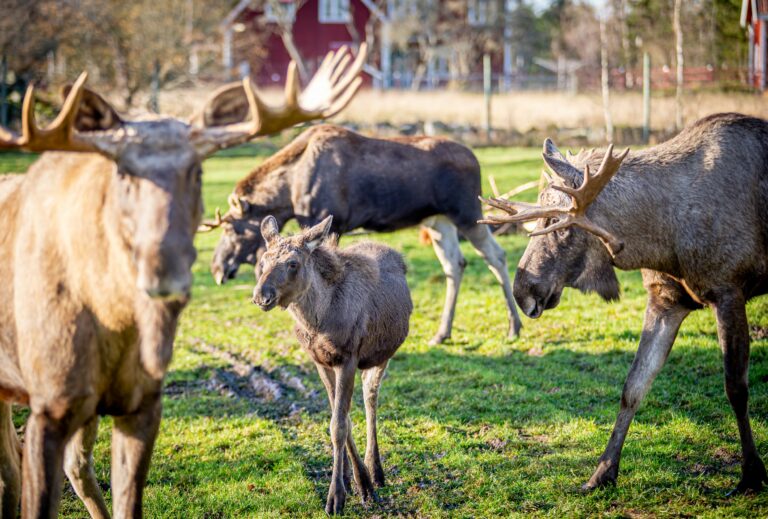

302,216,333,252
62,85,122,132
194,83,251,127
542,138,582,186
260,215,280,246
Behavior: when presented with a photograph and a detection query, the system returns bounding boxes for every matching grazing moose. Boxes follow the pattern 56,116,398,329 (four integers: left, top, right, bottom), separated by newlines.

0,45,364,518
481,113,768,494
200,124,522,344
252,215,412,515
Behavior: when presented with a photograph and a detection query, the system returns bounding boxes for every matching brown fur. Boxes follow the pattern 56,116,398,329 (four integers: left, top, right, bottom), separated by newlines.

0,78,326,517
513,113,768,494
253,216,412,514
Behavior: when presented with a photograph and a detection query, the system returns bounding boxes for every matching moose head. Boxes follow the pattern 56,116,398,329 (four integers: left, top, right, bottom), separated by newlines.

480,139,629,318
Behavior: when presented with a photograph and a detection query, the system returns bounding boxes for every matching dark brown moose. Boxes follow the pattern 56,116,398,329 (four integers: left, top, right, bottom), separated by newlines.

252,215,412,515
200,124,522,344
0,44,365,519
482,113,768,495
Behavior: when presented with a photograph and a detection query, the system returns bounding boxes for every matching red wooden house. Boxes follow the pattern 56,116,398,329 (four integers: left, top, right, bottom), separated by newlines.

220,0,521,91
741,0,768,90
220,0,377,86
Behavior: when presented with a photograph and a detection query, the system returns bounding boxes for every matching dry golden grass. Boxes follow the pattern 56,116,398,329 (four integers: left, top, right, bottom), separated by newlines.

144,85,768,133
340,89,768,132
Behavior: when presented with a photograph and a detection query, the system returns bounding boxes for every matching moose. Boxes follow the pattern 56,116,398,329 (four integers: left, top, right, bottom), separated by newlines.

482,113,768,494
252,215,412,515
0,45,364,518
200,124,522,344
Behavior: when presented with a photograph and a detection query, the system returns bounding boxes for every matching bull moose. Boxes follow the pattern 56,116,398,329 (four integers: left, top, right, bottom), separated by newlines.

200,124,522,345
0,45,364,518
253,215,412,515
482,113,768,494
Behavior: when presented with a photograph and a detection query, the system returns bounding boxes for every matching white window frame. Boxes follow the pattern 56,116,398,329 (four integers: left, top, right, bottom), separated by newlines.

468,0,492,26
319,0,351,24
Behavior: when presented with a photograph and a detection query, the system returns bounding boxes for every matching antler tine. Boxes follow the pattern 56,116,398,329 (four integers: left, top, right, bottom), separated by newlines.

197,207,225,233
0,127,22,149
479,196,569,223
551,144,629,212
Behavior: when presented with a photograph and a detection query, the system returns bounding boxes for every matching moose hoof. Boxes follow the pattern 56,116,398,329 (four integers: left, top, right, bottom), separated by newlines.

354,467,379,505
582,460,618,492
429,333,450,346
369,465,385,488
726,460,768,497
507,323,522,340
325,481,346,515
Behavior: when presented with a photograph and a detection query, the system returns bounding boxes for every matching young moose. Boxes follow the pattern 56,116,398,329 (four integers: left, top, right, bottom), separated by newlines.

252,215,412,515
483,114,768,495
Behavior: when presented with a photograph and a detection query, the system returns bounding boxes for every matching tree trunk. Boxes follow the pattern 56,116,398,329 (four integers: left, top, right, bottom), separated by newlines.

109,35,133,109
673,0,684,130
280,30,309,81
600,18,614,143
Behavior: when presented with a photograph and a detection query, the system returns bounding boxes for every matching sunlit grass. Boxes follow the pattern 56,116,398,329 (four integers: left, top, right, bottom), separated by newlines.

3,145,768,517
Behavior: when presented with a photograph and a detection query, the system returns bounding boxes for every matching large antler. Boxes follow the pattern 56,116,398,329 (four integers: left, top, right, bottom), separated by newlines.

0,72,102,153
193,44,367,155
479,142,629,257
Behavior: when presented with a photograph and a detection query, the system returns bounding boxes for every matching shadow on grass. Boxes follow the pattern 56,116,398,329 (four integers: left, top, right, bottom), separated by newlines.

155,335,768,515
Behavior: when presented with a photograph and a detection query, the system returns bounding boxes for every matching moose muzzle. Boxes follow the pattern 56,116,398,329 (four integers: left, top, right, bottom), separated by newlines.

253,284,277,311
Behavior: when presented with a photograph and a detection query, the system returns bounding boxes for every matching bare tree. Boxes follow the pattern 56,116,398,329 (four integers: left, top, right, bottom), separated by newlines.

673,0,684,130
264,0,309,80
600,15,613,142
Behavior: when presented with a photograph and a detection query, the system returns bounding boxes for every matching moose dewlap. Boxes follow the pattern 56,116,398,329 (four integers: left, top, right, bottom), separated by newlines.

252,215,412,515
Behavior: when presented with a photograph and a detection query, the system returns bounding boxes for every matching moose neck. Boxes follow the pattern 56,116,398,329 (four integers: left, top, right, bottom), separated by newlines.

55,154,142,328
238,163,295,224
288,248,343,331
587,155,682,275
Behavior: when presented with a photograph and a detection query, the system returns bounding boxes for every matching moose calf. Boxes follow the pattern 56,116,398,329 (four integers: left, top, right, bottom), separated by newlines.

252,215,412,515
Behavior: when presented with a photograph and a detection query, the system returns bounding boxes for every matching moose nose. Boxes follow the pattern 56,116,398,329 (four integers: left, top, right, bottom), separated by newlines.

253,285,276,309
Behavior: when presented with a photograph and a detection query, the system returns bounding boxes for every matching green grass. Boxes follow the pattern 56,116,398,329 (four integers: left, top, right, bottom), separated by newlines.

4,145,768,517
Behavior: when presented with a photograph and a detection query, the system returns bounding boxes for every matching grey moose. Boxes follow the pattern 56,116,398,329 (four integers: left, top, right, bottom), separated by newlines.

252,215,412,515
483,113,768,494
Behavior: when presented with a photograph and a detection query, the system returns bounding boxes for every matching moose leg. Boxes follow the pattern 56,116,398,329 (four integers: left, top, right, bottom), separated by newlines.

110,393,161,519
317,365,376,504
713,289,768,495
326,361,366,515
64,416,110,519
584,273,691,490
22,408,80,519
0,402,21,518
423,215,466,345
463,223,523,339
316,365,353,492
362,361,388,487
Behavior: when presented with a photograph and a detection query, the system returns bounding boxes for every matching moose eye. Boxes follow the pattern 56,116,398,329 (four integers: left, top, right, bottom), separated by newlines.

287,260,299,271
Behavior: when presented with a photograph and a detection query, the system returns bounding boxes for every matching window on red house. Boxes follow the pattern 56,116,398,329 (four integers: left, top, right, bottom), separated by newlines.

319,0,350,23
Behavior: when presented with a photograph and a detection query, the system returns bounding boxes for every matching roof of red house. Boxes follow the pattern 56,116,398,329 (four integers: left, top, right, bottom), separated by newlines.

742,0,768,27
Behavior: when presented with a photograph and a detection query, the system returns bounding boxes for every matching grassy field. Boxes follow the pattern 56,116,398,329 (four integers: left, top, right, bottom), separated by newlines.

3,146,768,518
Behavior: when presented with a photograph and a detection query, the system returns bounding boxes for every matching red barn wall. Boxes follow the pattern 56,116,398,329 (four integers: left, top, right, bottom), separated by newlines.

233,0,371,87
